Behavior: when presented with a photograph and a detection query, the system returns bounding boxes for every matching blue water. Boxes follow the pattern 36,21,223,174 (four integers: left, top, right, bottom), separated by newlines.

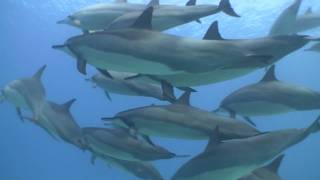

1,0,320,179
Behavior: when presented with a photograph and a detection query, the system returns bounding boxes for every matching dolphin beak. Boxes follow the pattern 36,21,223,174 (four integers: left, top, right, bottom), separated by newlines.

52,45,66,50
57,18,70,25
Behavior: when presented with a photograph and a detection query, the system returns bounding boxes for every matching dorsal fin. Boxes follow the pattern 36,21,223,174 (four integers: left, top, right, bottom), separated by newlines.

132,7,153,30
115,0,127,3
33,65,47,80
203,21,225,40
186,0,196,6
205,126,221,152
62,99,76,111
146,0,159,7
305,7,313,15
260,65,278,82
174,91,191,106
264,155,285,173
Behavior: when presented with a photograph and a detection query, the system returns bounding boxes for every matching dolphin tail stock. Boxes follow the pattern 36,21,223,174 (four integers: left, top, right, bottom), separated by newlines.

304,115,320,135
185,0,202,23
218,0,240,17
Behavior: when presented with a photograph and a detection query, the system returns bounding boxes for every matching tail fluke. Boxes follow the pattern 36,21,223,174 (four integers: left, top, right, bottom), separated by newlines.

218,0,240,17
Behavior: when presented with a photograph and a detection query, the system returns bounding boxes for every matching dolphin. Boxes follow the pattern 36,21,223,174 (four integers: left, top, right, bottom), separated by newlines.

53,7,274,76
218,65,320,119
24,99,88,150
1,65,47,121
91,152,164,180
124,21,317,87
269,0,303,36
172,116,320,180
294,8,320,33
58,0,239,32
88,71,175,102
306,42,320,52
239,155,284,180
102,90,260,140
82,127,182,162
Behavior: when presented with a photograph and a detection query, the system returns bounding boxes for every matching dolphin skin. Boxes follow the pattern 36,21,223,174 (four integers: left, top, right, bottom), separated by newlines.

91,152,163,180
124,20,316,87
269,0,303,36
294,8,320,33
82,127,179,162
58,0,239,32
172,116,320,180
89,72,175,102
54,7,275,76
306,42,320,52
219,65,320,117
29,99,87,149
103,91,259,140
239,155,284,180
1,65,47,121
269,0,320,36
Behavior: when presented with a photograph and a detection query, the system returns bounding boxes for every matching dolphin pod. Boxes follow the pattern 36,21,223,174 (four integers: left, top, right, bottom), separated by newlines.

58,0,239,32
218,65,320,121
54,7,274,76
3,0,320,179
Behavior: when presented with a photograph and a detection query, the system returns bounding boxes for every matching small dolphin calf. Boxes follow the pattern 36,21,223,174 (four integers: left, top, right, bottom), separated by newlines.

58,0,239,32
1,65,47,121
239,155,284,180
219,65,320,118
103,91,259,140
172,117,320,180
54,8,272,76
26,99,88,149
82,127,180,162
88,71,175,102
91,152,163,180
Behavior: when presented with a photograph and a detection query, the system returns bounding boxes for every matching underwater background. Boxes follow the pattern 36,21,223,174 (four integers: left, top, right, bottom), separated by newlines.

0,0,320,179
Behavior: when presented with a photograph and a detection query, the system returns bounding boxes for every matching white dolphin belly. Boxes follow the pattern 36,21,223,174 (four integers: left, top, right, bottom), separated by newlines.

227,101,294,116
3,85,29,109
79,46,182,75
87,137,138,161
134,119,207,140
178,165,258,180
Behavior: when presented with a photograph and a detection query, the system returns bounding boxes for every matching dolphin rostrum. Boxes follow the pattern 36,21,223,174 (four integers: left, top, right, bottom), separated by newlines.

58,0,239,32
53,7,273,76
24,99,88,150
172,116,320,180
219,65,320,120
1,65,47,121
239,154,285,180
82,127,183,162
88,71,175,102
102,90,260,140
91,152,164,180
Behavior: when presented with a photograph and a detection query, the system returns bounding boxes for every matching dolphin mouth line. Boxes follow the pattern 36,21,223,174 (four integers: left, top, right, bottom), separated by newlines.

52,44,67,49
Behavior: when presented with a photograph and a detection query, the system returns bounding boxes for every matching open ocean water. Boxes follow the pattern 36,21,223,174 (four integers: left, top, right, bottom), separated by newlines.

0,0,320,179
